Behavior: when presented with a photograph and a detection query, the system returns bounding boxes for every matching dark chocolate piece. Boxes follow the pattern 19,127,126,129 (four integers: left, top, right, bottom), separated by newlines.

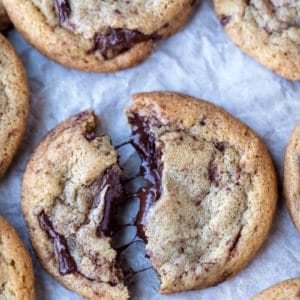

208,161,219,186
54,0,71,24
85,132,96,141
115,236,143,253
39,210,77,275
92,28,155,59
220,15,231,26
95,167,123,237
127,114,162,242
228,226,243,257
215,141,225,152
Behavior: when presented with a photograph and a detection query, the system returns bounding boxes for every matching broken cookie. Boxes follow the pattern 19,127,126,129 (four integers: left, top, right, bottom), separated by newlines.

22,111,129,300
125,92,277,294
22,93,278,297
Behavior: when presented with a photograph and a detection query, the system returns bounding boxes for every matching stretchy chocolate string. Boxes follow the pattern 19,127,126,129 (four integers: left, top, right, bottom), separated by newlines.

124,266,154,282
120,114,162,242
38,116,162,277
115,236,144,253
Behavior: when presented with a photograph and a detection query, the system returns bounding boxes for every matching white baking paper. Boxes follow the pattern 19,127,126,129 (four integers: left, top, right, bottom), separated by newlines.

2,0,299,299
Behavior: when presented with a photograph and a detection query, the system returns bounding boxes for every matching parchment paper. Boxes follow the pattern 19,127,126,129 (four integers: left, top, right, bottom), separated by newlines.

1,0,299,299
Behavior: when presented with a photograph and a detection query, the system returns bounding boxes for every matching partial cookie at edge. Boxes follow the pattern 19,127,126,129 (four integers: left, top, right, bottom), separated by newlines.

0,216,35,300
284,124,300,232
0,32,29,177
252,278,300,300
3,0,196,72
214,1,300,80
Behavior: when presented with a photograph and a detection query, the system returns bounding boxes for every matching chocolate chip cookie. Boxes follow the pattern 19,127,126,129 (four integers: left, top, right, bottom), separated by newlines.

0,0,11,31
3,0,196,72
125,92,277,294
0,216,35,300
284,124,300,232
252,278,300,299
0,33,29,177
22,111,129,299
214,1,300,81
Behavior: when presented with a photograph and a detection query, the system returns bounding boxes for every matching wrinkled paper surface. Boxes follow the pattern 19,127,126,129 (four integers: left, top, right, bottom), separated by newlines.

2,0,300,299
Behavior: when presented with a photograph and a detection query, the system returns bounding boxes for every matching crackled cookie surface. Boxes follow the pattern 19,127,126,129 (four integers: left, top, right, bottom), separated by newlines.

214,1,300,80
0,216,35,300
253,278,300,300
284,124,300,232
126,92,277,294
22,111,129,300
3,0,196,72
0,1,11,31
0,33,28,177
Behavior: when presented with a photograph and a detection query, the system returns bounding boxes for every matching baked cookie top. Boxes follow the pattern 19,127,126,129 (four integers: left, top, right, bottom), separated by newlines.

214,1,300,81
3,0,195,72
126,92,277,294
0,216,35,300
22,111,129,300
252,278,300,300
0,0,11,31
0,33,28,177
284,123,300,232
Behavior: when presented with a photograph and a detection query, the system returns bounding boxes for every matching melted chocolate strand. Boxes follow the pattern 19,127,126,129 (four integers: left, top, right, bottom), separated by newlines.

93,28,154,59
124,266,153,282
39,210,77,275
54,0,71,24
123,175,140,184
127,114,162,242
115,140,131,149
95,167,123,237
115,236,144,253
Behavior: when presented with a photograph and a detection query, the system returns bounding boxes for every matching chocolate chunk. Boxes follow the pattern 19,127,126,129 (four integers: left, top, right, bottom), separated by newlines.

39,210,77,275
220,15,231,26
199,115,207,126
127,114,163,242
95,167,123,237
215,141,225,152
54,0,71,24
208,161,219,186
85,132,96,141
228,227,242,256
92,28,155,59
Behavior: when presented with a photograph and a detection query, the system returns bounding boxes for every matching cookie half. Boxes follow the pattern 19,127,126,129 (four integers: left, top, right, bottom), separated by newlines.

0,33,29,177
0,216,35,300
125,92,277,294
0,0,11,31
3,0,196,72
22,111,129,300
284,124,300,232
214,1,300,81
252,278,300,300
